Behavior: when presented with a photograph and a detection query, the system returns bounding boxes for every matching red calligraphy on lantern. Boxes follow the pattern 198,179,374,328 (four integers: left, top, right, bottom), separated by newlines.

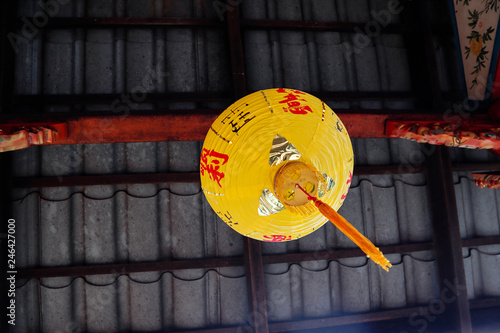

200,148,229,187
263,235,292,242
276,88,313,115
346,171,352,185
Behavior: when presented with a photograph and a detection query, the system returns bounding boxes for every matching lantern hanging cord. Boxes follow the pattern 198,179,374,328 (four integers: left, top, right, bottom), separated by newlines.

296,184,392,272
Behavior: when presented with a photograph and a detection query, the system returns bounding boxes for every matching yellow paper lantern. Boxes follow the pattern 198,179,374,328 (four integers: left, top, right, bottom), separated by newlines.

200,88,391,271
200,88,353,241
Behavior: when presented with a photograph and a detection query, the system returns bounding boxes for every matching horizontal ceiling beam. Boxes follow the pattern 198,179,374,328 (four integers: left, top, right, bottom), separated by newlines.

12,164,426,188
451,163,500,172
461,236,500,248
0,110,454,144
17,236,500,279
12,172,201,188
240,18,406,33
11,93,231,106
470,297,500,310
268,303,500,332
268,307,421,332
12,162,500,188
22,17,223,28
10,91,416,106
18,17,406,34
167,303,500,333
17,257,244,279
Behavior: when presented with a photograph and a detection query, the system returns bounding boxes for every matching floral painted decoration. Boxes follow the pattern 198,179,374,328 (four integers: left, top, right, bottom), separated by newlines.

453,0,500,100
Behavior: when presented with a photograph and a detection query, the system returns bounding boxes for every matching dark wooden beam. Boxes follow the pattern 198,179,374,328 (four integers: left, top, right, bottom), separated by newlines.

17,257,244,280
16,236,498,280
161,303,500,332
7,162,484,188
17,241,429,279
18,16,408,34
13,162,500,189
165,303,500,333
0,0,17,330
469,297,500,310
354,164,424,175
402,0,443,109
243,238,269,333
452,163,500,172
169,326,250,333
470,306,500,332
11,241,433,279
11,92,231,106
263,241,433,265
420,0,443,110
425,146,472,332
12,164,428,188
268,307,420,332
226,2,246,100
226,2,268,331
11,91,416,106
316,91,415,101
0,0,16,114
12,172,201,188
461,236,500,248
267,304,500,332
21,17,222,28
240,19,406,34
0,153,13,331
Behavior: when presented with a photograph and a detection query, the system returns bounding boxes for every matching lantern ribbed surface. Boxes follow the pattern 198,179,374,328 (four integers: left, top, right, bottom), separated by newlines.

200,88,354,242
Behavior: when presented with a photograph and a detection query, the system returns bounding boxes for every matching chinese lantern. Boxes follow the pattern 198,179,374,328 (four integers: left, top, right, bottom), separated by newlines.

200,88,391,271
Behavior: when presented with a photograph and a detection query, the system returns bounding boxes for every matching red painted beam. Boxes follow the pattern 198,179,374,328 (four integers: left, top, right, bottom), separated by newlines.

0,110,451,144
0,110,221,143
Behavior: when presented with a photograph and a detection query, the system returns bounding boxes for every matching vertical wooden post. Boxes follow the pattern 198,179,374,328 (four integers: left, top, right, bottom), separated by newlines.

426,146,472,332
226,1,269,332
243,238,269,333
226,1,247,100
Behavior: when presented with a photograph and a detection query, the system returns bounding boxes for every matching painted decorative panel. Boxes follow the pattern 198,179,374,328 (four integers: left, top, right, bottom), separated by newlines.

451,0,500,100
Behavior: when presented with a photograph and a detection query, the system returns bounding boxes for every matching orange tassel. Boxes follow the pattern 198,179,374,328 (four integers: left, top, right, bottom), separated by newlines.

296,185,392,271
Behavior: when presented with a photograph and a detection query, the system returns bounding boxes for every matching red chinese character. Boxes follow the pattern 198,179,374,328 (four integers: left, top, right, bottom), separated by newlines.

282,104,313,115
346,171,352,185
200,148,229,187
263,235,292,242
279,93,305,104
276,88,306,95
277,89,313,115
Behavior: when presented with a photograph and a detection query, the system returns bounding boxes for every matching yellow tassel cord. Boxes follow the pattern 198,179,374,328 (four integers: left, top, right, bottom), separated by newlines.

296,184,392,271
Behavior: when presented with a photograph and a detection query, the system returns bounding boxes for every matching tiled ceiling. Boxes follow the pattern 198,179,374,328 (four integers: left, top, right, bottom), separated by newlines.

1,1,500,333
